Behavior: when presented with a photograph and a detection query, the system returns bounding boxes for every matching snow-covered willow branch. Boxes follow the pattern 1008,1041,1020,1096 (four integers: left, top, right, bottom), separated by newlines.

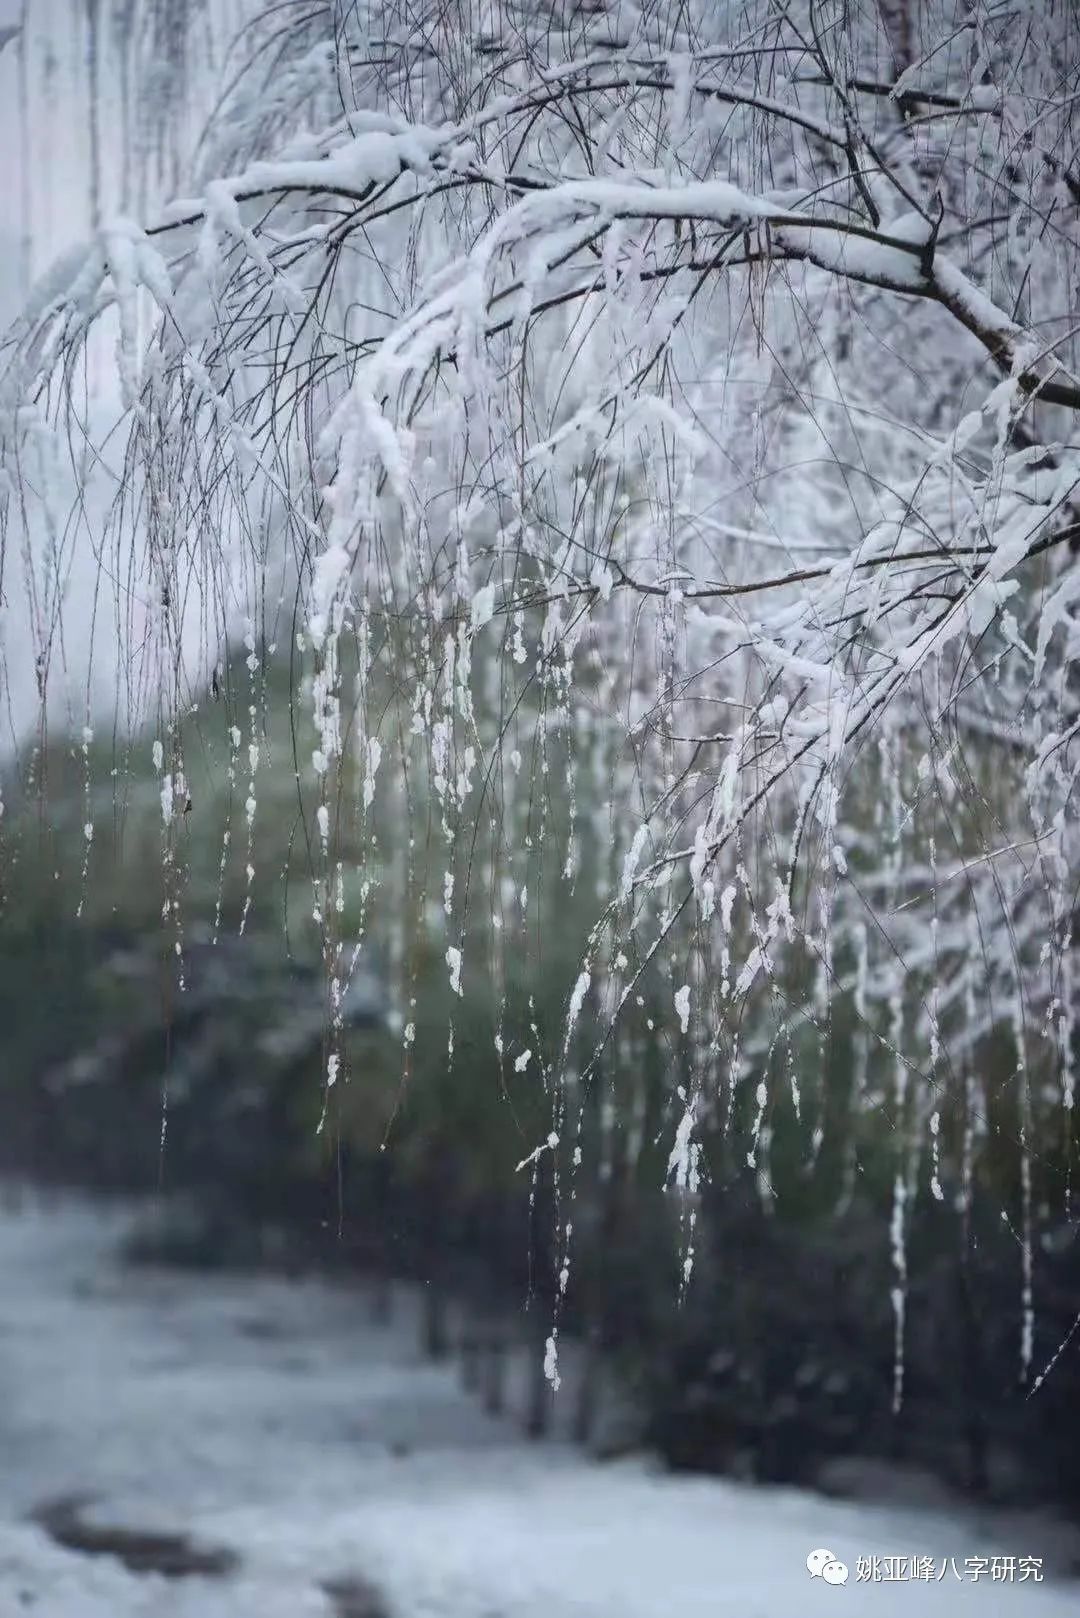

3,0,1080,1360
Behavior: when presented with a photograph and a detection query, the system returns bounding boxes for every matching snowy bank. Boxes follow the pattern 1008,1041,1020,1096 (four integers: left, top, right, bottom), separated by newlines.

0,1191,1076,1617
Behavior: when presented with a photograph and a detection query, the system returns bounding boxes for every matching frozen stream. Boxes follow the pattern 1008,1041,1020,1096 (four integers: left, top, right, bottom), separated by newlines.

0,1190,1077,1616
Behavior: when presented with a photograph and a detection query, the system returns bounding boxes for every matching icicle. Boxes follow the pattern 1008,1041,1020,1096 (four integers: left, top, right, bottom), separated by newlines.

75,723,94,918
928,836,944,1202
884,724,908,1413
1013,996,1034,1385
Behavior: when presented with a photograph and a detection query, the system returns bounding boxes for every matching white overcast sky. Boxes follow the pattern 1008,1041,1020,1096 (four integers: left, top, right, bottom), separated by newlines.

0,1,244,752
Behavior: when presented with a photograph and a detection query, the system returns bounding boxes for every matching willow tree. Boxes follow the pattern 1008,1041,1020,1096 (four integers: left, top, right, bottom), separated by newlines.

2,0,1079,1397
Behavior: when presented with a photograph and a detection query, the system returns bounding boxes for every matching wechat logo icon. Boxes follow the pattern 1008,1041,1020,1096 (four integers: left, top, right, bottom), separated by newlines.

807,1548,849,1586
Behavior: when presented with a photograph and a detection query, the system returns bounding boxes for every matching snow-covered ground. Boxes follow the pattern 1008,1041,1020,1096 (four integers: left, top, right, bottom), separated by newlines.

0,1190,1076,1617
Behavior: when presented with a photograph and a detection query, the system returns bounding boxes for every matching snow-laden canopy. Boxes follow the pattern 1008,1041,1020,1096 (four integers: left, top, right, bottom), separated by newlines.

3,0,1080,1391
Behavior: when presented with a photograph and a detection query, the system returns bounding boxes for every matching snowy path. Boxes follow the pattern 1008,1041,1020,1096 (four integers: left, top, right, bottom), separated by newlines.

0,1192,1076,1617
